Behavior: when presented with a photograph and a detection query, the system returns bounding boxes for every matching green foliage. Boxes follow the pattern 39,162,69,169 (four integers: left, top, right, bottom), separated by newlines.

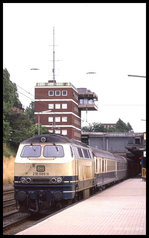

6,110,33,148
29,124,49,136
3,68,21,107
3,143,17,157
25,101,35,123
3,68,49,150
82,119,133,133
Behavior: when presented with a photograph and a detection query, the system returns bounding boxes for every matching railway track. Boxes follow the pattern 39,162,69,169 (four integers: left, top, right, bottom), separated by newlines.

3,182,115,234
3,185,31,234
3,185,72,234
3,184,84,234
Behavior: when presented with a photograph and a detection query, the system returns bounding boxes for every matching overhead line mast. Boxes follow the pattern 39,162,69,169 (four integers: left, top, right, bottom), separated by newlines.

52,27,56,82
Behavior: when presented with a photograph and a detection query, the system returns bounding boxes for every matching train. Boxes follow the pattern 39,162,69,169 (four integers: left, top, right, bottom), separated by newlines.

14,133,129,214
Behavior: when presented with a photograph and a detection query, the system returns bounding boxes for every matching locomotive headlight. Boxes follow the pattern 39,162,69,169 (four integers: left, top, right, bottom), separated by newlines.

57,177,63,183
20,177,32,184
50,177,63,184
26,177,32,183
20,177,26,184
51,177,57,183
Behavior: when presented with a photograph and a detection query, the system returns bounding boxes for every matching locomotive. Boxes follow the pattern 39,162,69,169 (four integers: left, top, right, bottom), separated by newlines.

14,134,128,213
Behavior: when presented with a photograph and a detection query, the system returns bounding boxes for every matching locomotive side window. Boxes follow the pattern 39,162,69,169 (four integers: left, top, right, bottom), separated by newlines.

83,149,90,158
43,145,64,157
72,146,79,158
21,145,41,157
78,148,83,158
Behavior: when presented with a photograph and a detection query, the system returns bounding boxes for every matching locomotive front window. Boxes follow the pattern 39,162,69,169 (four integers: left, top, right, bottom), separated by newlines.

43,145,64,157
21,145,41,157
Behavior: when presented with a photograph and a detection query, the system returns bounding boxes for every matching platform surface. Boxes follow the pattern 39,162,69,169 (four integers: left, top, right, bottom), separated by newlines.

17,178,146,235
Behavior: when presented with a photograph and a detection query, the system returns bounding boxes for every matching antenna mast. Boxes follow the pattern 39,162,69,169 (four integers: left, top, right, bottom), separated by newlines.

52,27,56,82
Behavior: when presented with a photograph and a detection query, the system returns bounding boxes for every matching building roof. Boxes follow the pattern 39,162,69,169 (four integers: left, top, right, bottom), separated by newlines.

77,87,98,100
35,82,78,92
81,132,144,137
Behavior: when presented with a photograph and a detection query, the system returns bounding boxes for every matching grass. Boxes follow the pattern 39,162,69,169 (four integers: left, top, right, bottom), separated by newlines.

3,143,16,184
3,143,16,157
3,156,15,184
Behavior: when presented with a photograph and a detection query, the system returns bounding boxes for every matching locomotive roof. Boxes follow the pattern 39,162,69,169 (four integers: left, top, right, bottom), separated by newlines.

22,133,89,148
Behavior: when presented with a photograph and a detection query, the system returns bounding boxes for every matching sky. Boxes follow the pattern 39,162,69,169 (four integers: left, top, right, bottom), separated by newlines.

3,3,146,132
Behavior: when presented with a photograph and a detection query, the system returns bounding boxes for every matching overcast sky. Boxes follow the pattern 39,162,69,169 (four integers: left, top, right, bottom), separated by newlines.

3,3,146,132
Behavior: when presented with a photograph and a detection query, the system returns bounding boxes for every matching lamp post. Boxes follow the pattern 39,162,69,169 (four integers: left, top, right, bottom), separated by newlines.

128,75,146,78
38,110,52,136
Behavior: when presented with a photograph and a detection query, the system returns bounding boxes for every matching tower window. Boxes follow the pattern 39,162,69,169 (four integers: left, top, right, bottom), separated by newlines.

55,117,61,122
48,90,54,96
62,130,67,135
55,90,61,96
55,104,61,109
62,116,67,122
48,104,54,109
62,104,67,109
62,90,67,96
55,129,60,134
48,117,53,122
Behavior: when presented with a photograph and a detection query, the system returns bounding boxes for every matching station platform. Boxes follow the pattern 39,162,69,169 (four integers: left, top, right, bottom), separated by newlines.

17,178,146,235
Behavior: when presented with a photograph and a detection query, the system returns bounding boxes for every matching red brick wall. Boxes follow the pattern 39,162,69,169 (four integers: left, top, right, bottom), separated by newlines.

34,85,81,140
35,87,78,103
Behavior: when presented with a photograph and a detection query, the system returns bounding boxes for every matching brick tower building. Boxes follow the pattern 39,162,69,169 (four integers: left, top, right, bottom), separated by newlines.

34,80,98,141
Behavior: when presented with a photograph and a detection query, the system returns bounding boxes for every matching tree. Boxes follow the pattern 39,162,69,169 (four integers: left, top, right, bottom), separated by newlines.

3,68,21,107
115,118,128,132
25,101,34,123
126,122,133,132
82,119,133,132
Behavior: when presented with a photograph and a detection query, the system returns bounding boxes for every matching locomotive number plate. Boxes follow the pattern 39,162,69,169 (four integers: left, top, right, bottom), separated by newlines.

36,165,45,172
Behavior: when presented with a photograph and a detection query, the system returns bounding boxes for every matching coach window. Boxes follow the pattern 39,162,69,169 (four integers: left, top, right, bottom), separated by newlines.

62,90,67,96
102,159,104,172
105,160,107,172
55,90,61,96
48,90,54,96
96,159,98,172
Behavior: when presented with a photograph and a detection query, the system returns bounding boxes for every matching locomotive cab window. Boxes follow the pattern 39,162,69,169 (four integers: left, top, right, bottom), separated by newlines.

43,145,64,157
21,145,41,157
